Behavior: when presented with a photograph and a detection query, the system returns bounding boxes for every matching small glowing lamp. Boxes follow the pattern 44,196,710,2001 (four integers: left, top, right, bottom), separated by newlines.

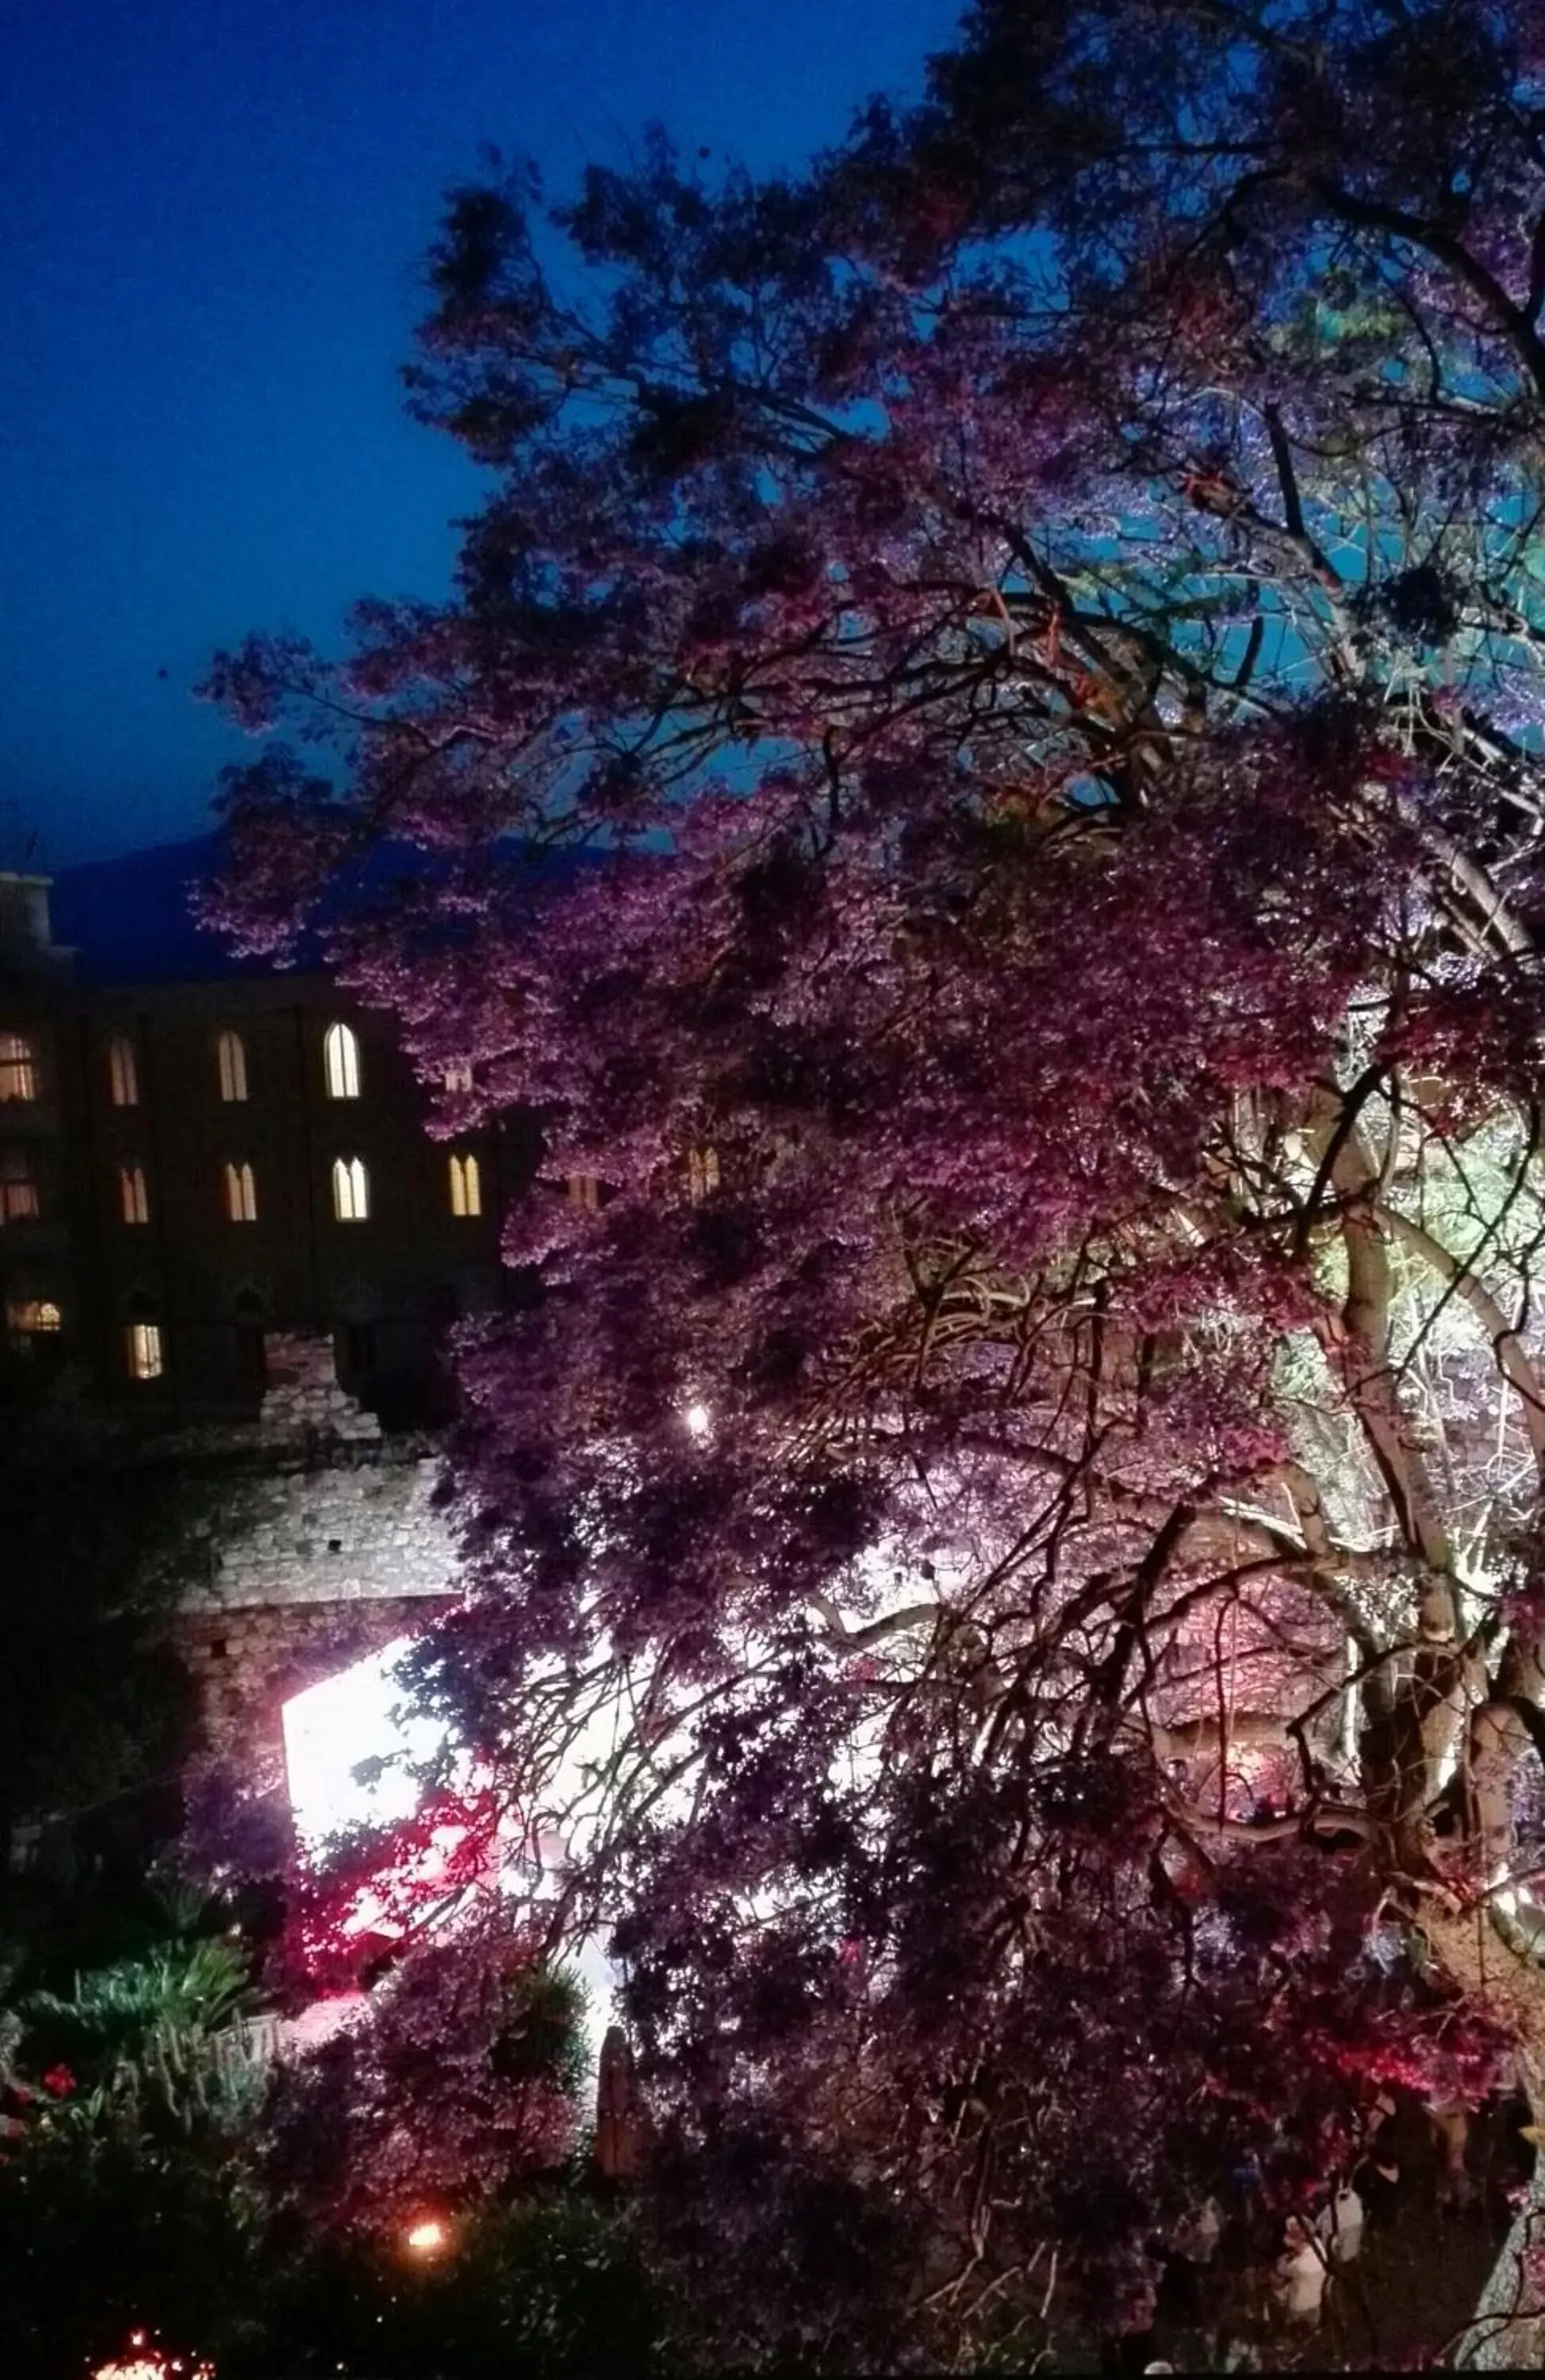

404,2216,450,2256
683,1400,711,1441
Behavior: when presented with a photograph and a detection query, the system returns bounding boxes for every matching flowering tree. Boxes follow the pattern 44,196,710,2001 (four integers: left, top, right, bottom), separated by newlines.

209,0,1545,2358
262,1928,586,2235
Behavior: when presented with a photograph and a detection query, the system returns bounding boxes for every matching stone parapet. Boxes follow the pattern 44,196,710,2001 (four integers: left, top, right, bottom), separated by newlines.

182,1453,456,1612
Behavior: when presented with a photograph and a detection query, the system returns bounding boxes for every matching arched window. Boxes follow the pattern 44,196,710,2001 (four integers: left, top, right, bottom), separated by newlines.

118,1163,149,1226
6,1297,60,1336
216,1029,248,1104
107,1035,140,1107
223,1161,258,1223
323,1022,361,1100
565,1173,601,1211
686,1144,721,1203
125,1320,163,1380
0,1148,39,1223
448,1152,481,1218
0,1033,36,1103
443,1061,473,1094
332,1156,370,1222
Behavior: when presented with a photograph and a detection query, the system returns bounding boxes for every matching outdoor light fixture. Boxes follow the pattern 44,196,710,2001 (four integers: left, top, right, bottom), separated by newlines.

683,1400,711,1440
403,2216,450,2256
282,1637,449,1845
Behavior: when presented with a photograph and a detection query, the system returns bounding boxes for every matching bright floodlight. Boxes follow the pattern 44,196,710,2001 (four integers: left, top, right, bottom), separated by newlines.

683,1400,711,1439
282,1637,449,1847
404,2216,450,2255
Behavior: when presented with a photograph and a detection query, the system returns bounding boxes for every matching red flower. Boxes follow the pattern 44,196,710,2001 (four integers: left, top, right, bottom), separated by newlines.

40,2065,75,2098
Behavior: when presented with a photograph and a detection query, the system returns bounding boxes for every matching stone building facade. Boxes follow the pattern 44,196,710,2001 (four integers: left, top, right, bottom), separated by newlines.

0,850,539,1427
0,850,515,1810
168,1335,462,1791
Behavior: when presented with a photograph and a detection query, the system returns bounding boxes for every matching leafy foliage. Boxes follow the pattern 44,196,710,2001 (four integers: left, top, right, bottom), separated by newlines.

253,2194,669,2379
205,0,1545,2359
0,1909,642,2376
19,1931,263,2143
263,1931,588,2232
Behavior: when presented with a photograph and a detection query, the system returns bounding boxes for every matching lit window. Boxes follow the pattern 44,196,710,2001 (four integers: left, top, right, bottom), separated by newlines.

224,1161,258,1223
125,1321,163,1380
448,1152,481,1218
686,1145,721,1203
118,1163,149,1226
6,1298,59,1334
0,1149,39,1223
217,1029,249,1104
0,1033,36,1103
107,1035,140,1107
332,1156,370,1222
324,1022,362,1100
443,1061,473,1094
565,1173,601,1211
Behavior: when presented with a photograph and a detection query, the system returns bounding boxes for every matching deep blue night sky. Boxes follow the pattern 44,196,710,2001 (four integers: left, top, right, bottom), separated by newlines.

1,0,959,868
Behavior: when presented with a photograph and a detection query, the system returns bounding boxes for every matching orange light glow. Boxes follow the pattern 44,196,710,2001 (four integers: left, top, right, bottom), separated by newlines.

91,2345,213,2380
404,2216,450,2255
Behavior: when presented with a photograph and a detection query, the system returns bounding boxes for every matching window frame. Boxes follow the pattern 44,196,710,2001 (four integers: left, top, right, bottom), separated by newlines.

323,1021,362,1101
117,1162,150,1226
6,1296,61,1336
216,1028,249,1104
687,1144,721,1203
449,1151,482,1218
0,1031,37,1104
125,1319,163,1381
332,1154,370,1223
106,1034,140,1109
223,1159,258,1223
0,1146,39,1224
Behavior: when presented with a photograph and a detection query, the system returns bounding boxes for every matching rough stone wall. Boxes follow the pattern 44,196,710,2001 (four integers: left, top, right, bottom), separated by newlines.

174,1595,456,1796
252,1332,384,1447
186,1457,456,1613
171,1333,468,1787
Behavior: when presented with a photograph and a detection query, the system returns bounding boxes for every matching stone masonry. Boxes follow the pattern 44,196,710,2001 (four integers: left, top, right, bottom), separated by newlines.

171,1334,463,1795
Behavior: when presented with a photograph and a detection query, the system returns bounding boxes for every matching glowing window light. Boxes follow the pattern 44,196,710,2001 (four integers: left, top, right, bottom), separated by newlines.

216,1028,248,1103
126,1320,163,1380
686,1143,720,1203
0,1147,38,1221
7,1296,60,1334
118,1162,149,1225
323,1020,362,1100
448,1151,481,1217
106,1034,140,1107
332,1154,370,1222
0,1031,36,1102
223,1160,258,1223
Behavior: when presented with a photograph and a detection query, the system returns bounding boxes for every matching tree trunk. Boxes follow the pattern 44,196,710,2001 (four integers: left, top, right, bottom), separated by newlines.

1424,1911,1545,2367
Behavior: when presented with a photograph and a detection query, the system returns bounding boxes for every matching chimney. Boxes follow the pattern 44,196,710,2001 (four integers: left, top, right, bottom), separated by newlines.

0,874,74,981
